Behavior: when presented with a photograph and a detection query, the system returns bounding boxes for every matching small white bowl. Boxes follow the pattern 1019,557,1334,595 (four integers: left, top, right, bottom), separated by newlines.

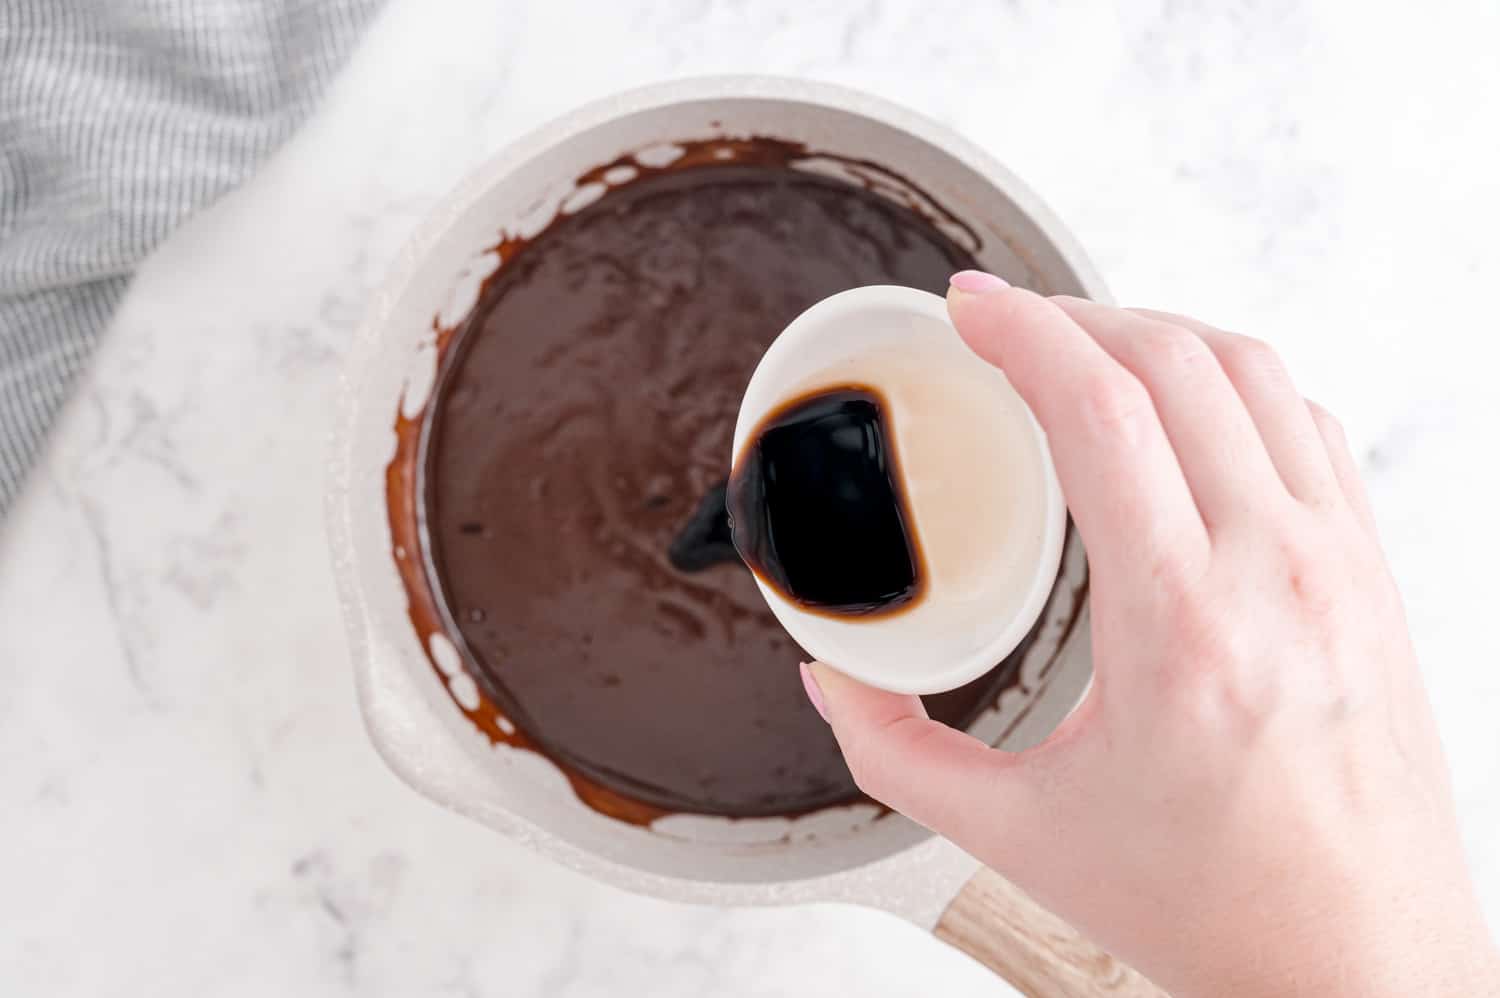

731,286,1067,695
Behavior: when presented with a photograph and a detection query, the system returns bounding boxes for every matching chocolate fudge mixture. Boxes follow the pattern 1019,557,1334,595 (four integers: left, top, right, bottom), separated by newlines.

422,159,1025,817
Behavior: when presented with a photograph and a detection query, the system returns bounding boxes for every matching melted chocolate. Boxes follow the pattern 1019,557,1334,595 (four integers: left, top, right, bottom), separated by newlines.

391,140,1069,821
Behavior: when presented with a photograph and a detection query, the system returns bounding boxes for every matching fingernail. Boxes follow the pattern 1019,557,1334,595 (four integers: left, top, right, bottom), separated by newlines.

949,270,1010,294
799,661,829,723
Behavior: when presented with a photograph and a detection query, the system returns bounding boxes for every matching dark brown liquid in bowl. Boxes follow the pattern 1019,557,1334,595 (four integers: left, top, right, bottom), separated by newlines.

422,161,1028,817
728,385,926,618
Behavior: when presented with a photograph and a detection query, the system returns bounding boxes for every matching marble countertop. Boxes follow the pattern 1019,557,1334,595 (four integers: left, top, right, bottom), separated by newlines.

4,2,1498,995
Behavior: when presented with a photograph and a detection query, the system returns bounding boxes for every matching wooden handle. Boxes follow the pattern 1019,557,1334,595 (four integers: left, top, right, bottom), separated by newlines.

933,866,1169,997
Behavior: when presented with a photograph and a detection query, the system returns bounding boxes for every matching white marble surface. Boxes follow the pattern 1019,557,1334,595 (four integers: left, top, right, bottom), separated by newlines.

4,2,1499,995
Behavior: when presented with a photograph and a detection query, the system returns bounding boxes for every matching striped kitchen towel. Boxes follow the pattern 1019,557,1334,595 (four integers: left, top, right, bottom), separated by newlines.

0,0,385,515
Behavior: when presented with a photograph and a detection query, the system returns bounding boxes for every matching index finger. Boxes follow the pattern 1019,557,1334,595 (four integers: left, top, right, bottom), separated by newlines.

946,278,1208,575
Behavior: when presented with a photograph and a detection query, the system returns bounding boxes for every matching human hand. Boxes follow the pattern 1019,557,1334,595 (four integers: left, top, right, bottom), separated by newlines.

802,272,1500,997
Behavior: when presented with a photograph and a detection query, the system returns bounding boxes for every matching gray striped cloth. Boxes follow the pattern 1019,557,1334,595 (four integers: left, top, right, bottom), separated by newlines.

0,0,385,514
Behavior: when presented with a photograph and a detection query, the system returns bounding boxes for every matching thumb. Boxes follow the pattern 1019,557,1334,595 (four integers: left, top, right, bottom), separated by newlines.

804,661,1044,847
